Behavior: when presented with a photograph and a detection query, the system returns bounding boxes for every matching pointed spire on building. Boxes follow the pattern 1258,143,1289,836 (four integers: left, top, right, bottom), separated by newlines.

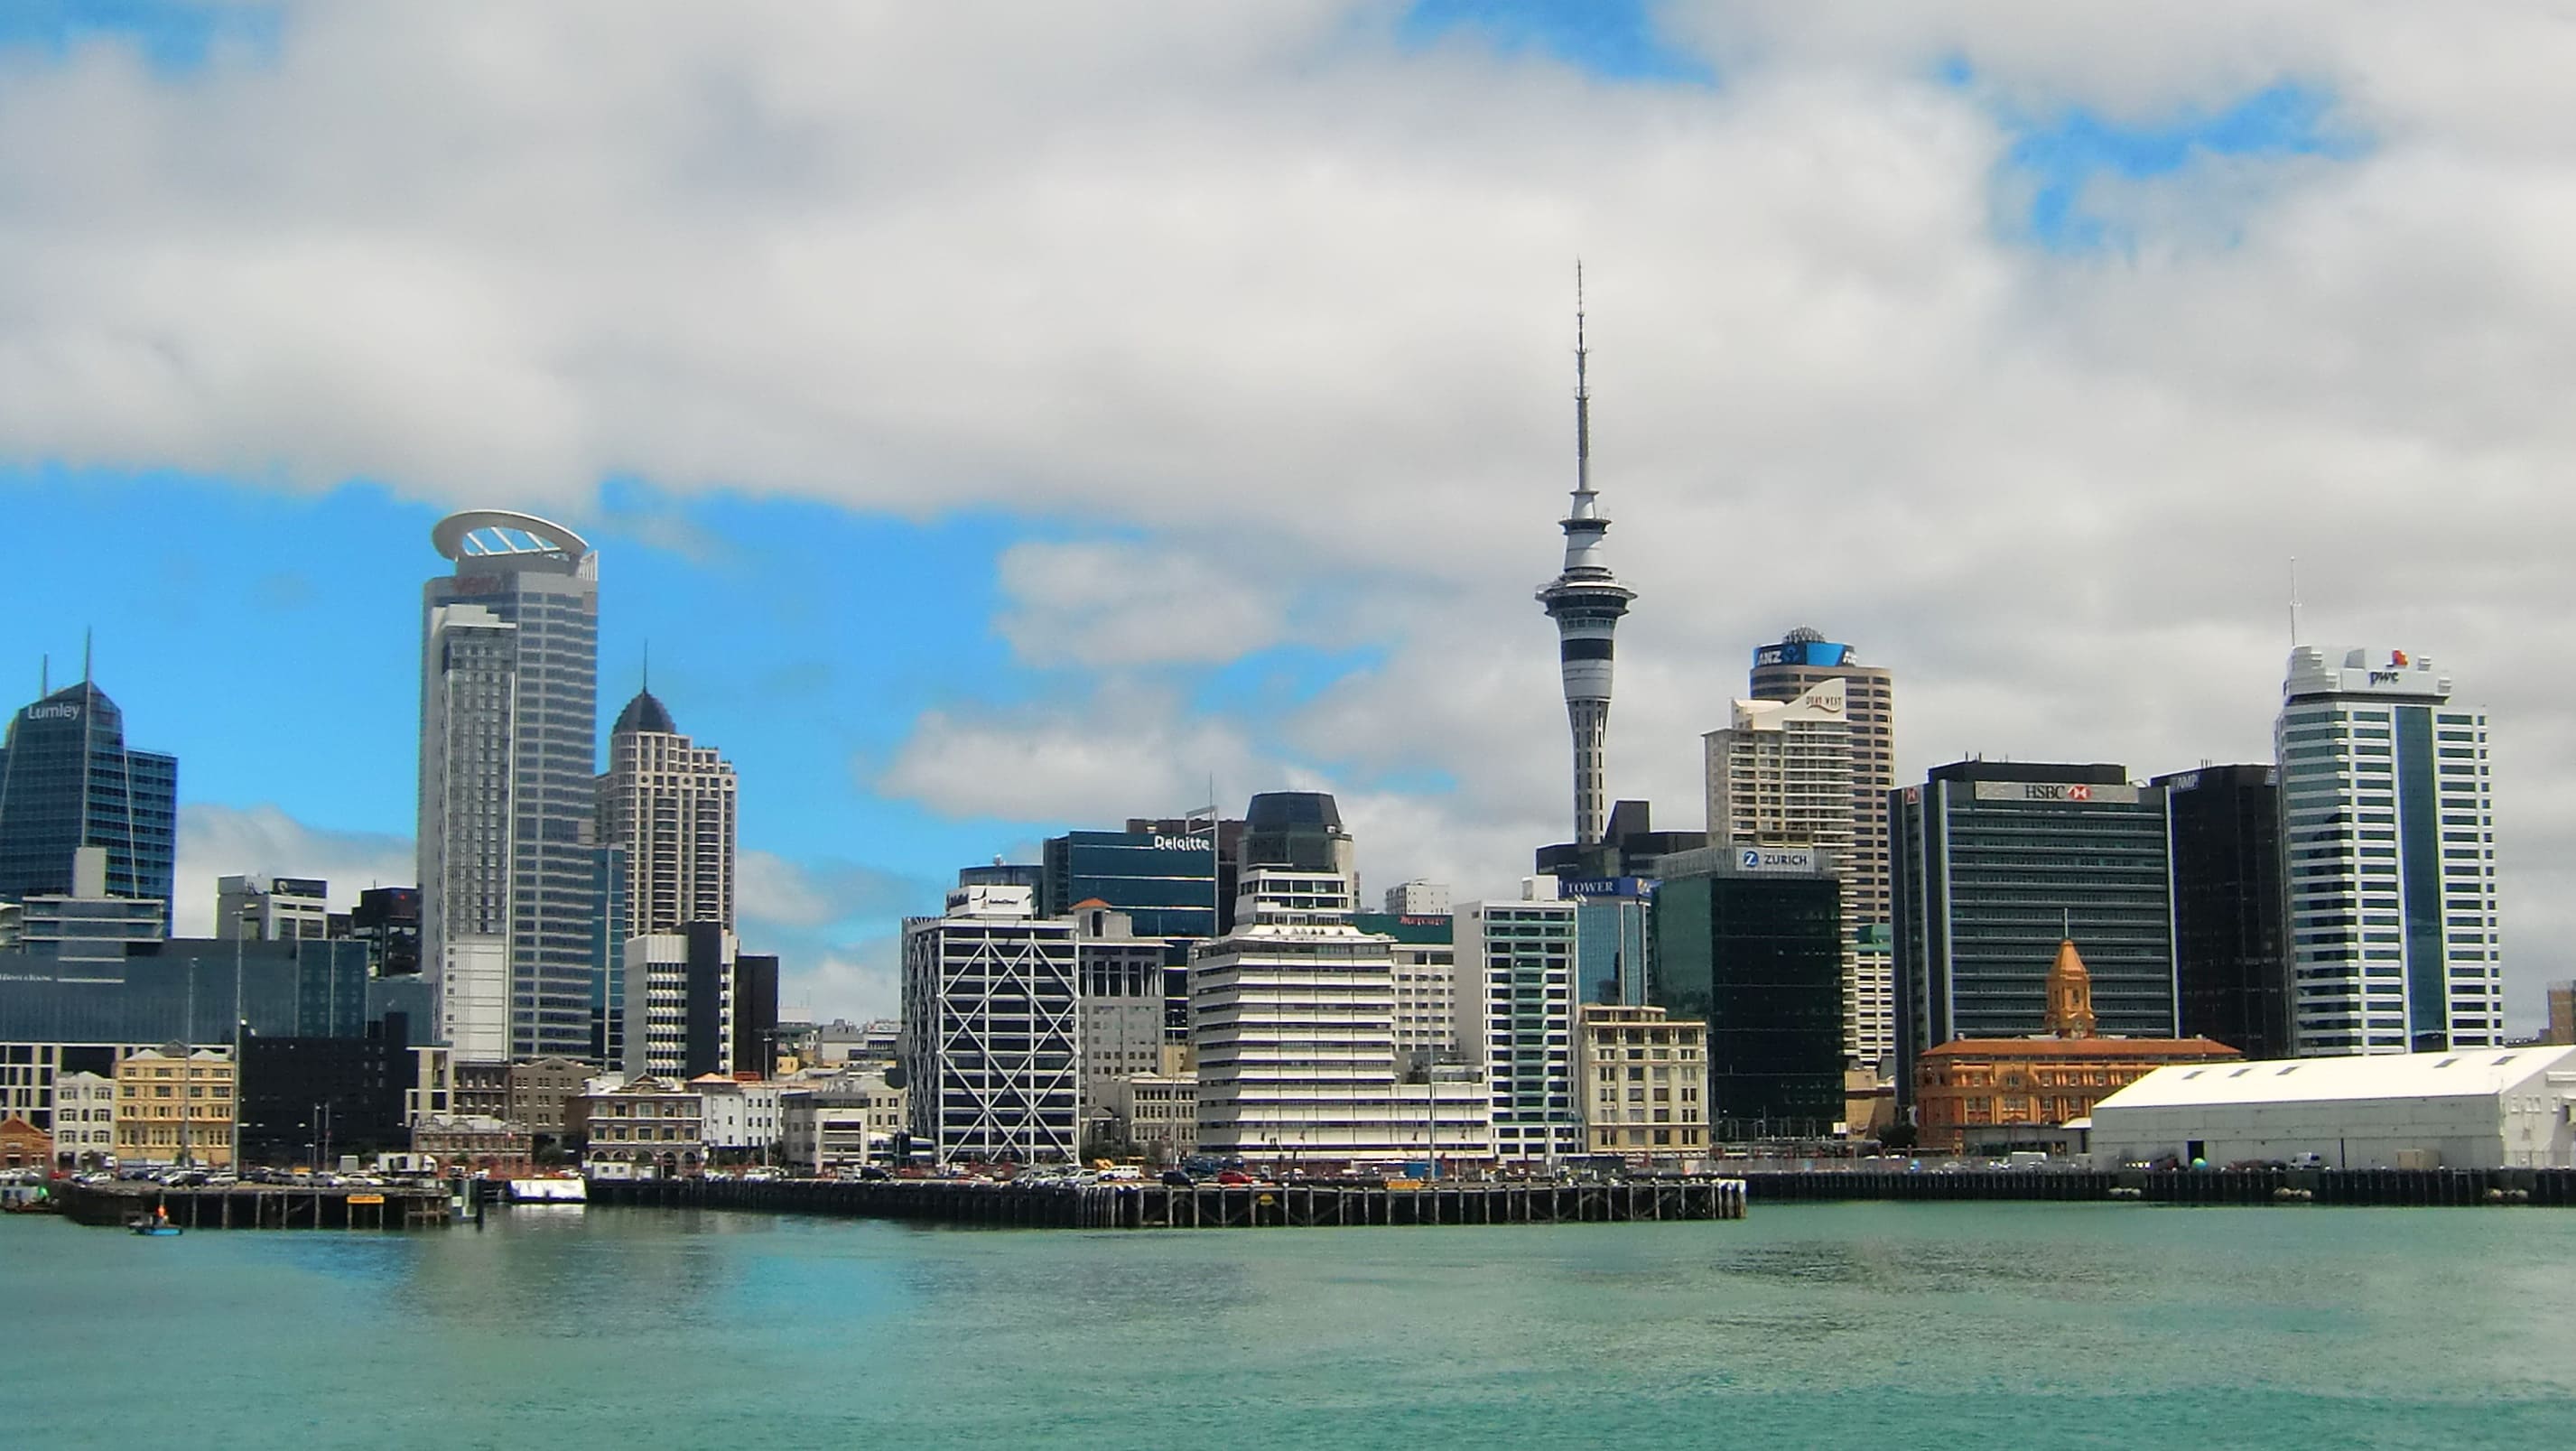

2044,937,2097,1039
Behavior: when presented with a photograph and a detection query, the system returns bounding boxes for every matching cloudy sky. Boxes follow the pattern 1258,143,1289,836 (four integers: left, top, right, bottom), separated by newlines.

2,2,2568,1028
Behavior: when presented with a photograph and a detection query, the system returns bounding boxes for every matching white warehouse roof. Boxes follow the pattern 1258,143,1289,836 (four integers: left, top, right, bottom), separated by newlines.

2097,1046,2576,1111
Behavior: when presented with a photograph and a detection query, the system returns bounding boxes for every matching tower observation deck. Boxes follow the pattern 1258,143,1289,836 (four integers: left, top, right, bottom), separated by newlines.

1536,270,1636,847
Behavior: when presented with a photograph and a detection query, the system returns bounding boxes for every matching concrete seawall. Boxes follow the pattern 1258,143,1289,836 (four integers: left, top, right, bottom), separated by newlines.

1738,1167,2576,1206
590,1176,1751,1229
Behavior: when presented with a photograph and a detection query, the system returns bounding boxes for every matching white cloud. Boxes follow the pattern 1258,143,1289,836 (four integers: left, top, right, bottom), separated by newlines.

995,539,1288,668
11,5,2576,1023
878,692,1263,825
172,804,414,935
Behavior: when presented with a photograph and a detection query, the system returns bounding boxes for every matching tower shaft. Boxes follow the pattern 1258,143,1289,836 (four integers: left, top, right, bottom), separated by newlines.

1536,267,1635,847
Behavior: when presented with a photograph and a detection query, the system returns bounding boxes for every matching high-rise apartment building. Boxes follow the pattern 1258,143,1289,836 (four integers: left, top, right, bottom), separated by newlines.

899,884,1080,1164
1455,882,1581,1165
1892,762,2176,1093
1536,281,1636,849
2276,648,2500,1056
2156,765,2290,1060
1749,628,1897,1069
417,510,601,1064
1192,870,1490,1166
598,686,736,942
216,875,330,942
0,671,177,932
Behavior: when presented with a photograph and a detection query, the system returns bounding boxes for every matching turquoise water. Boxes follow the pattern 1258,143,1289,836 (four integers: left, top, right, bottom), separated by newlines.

5,1203,2574,1447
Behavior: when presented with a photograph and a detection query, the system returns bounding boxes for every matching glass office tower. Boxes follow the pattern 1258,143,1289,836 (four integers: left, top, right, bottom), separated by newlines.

0,678,177,932
419,511,601,1063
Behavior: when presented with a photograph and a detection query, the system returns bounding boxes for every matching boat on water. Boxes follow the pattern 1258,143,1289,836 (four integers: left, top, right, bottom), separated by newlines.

128,1203,182,1235
502,1177,588,1205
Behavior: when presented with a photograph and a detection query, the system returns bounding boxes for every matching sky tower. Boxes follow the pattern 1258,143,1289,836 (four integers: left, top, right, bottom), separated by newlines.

1536,268,1636,847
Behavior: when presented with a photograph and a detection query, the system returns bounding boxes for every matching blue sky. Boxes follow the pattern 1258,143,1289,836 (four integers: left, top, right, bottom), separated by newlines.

8,2,2549,1028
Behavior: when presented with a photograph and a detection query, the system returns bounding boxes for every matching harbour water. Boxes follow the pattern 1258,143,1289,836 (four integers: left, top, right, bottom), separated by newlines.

5,1203,2573,1447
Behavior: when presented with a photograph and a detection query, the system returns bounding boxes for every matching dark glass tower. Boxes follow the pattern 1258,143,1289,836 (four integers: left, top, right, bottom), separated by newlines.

2155,765,2289,1060
0,677,177,930
1651,855,1845,1135
1241,792,1355,879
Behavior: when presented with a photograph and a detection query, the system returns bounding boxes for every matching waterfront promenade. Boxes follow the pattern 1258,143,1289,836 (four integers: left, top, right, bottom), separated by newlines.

52,1180,456,1231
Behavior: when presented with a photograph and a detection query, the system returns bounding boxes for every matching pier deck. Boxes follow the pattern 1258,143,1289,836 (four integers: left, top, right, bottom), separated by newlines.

52,1181,456,1231
591,1176,1749,1229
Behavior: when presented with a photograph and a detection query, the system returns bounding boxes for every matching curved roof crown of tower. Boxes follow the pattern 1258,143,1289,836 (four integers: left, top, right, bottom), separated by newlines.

611,689,678,737
1246,791,1344,831
432,509,594,564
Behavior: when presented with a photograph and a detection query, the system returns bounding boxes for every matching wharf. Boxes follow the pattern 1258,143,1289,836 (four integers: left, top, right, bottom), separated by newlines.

1736,1166,2576,1206
591,1175,1750,1229
51,1180,456,1231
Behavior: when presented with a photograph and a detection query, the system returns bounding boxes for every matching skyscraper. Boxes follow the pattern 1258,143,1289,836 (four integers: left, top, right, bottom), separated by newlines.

1039,829,1220,939
2156,765,2290,1060
0,667,177,932
1748,628,1898,1068
598,684,737,942
1651,846,1845,1137
418,510,601,1064
899,883,1080,1164
1892,761,2176,1094
1536,275,1635,848
2275,647,2499,1056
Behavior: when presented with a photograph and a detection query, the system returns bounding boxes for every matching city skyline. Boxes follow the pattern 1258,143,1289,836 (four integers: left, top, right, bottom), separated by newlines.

0,5,2568,1029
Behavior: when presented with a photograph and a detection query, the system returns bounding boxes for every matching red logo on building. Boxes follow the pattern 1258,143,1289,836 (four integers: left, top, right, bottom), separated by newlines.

2067,785,2093,802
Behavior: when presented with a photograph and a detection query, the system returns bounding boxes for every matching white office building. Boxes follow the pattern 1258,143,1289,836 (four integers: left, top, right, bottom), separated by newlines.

51,1069,115,1167
1382,879,1451,916
1455,880,1580,1165
1193,870,1490,1167
2276,648,2500,1056
215,874,331,942
899,884,1080,1164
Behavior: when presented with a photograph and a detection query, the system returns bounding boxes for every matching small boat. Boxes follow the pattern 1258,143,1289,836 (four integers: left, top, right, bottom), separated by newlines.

129,1220,183,1236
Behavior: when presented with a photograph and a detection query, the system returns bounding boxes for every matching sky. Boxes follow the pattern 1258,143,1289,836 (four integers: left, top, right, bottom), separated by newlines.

0,2,2570,1028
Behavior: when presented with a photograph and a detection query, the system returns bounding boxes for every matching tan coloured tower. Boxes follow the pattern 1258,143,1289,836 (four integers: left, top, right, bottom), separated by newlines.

1748,628,1897,1067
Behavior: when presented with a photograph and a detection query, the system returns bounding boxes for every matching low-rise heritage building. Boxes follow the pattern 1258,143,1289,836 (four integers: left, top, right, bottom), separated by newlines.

1108,1072,1198,1158
411,1114,534,1177
51,1069,115,1168
0,1115,50,1171
113,1044,237,1168
1576,1005,1708,1162
781,1073,907,1175
578,1075,705,1177
1913,940,2238,1153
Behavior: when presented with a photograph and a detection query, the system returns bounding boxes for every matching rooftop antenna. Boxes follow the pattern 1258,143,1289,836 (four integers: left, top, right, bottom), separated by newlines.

2288,557,2302,648
81,628,92,685
1573,260,1591,504
2062,907,2071,943
39,654,47,696
641,640,650,693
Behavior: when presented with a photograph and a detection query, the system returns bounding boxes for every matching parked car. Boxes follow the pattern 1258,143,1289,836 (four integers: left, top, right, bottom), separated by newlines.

1215,1169,1255,1186
1159,1169,1195,1188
